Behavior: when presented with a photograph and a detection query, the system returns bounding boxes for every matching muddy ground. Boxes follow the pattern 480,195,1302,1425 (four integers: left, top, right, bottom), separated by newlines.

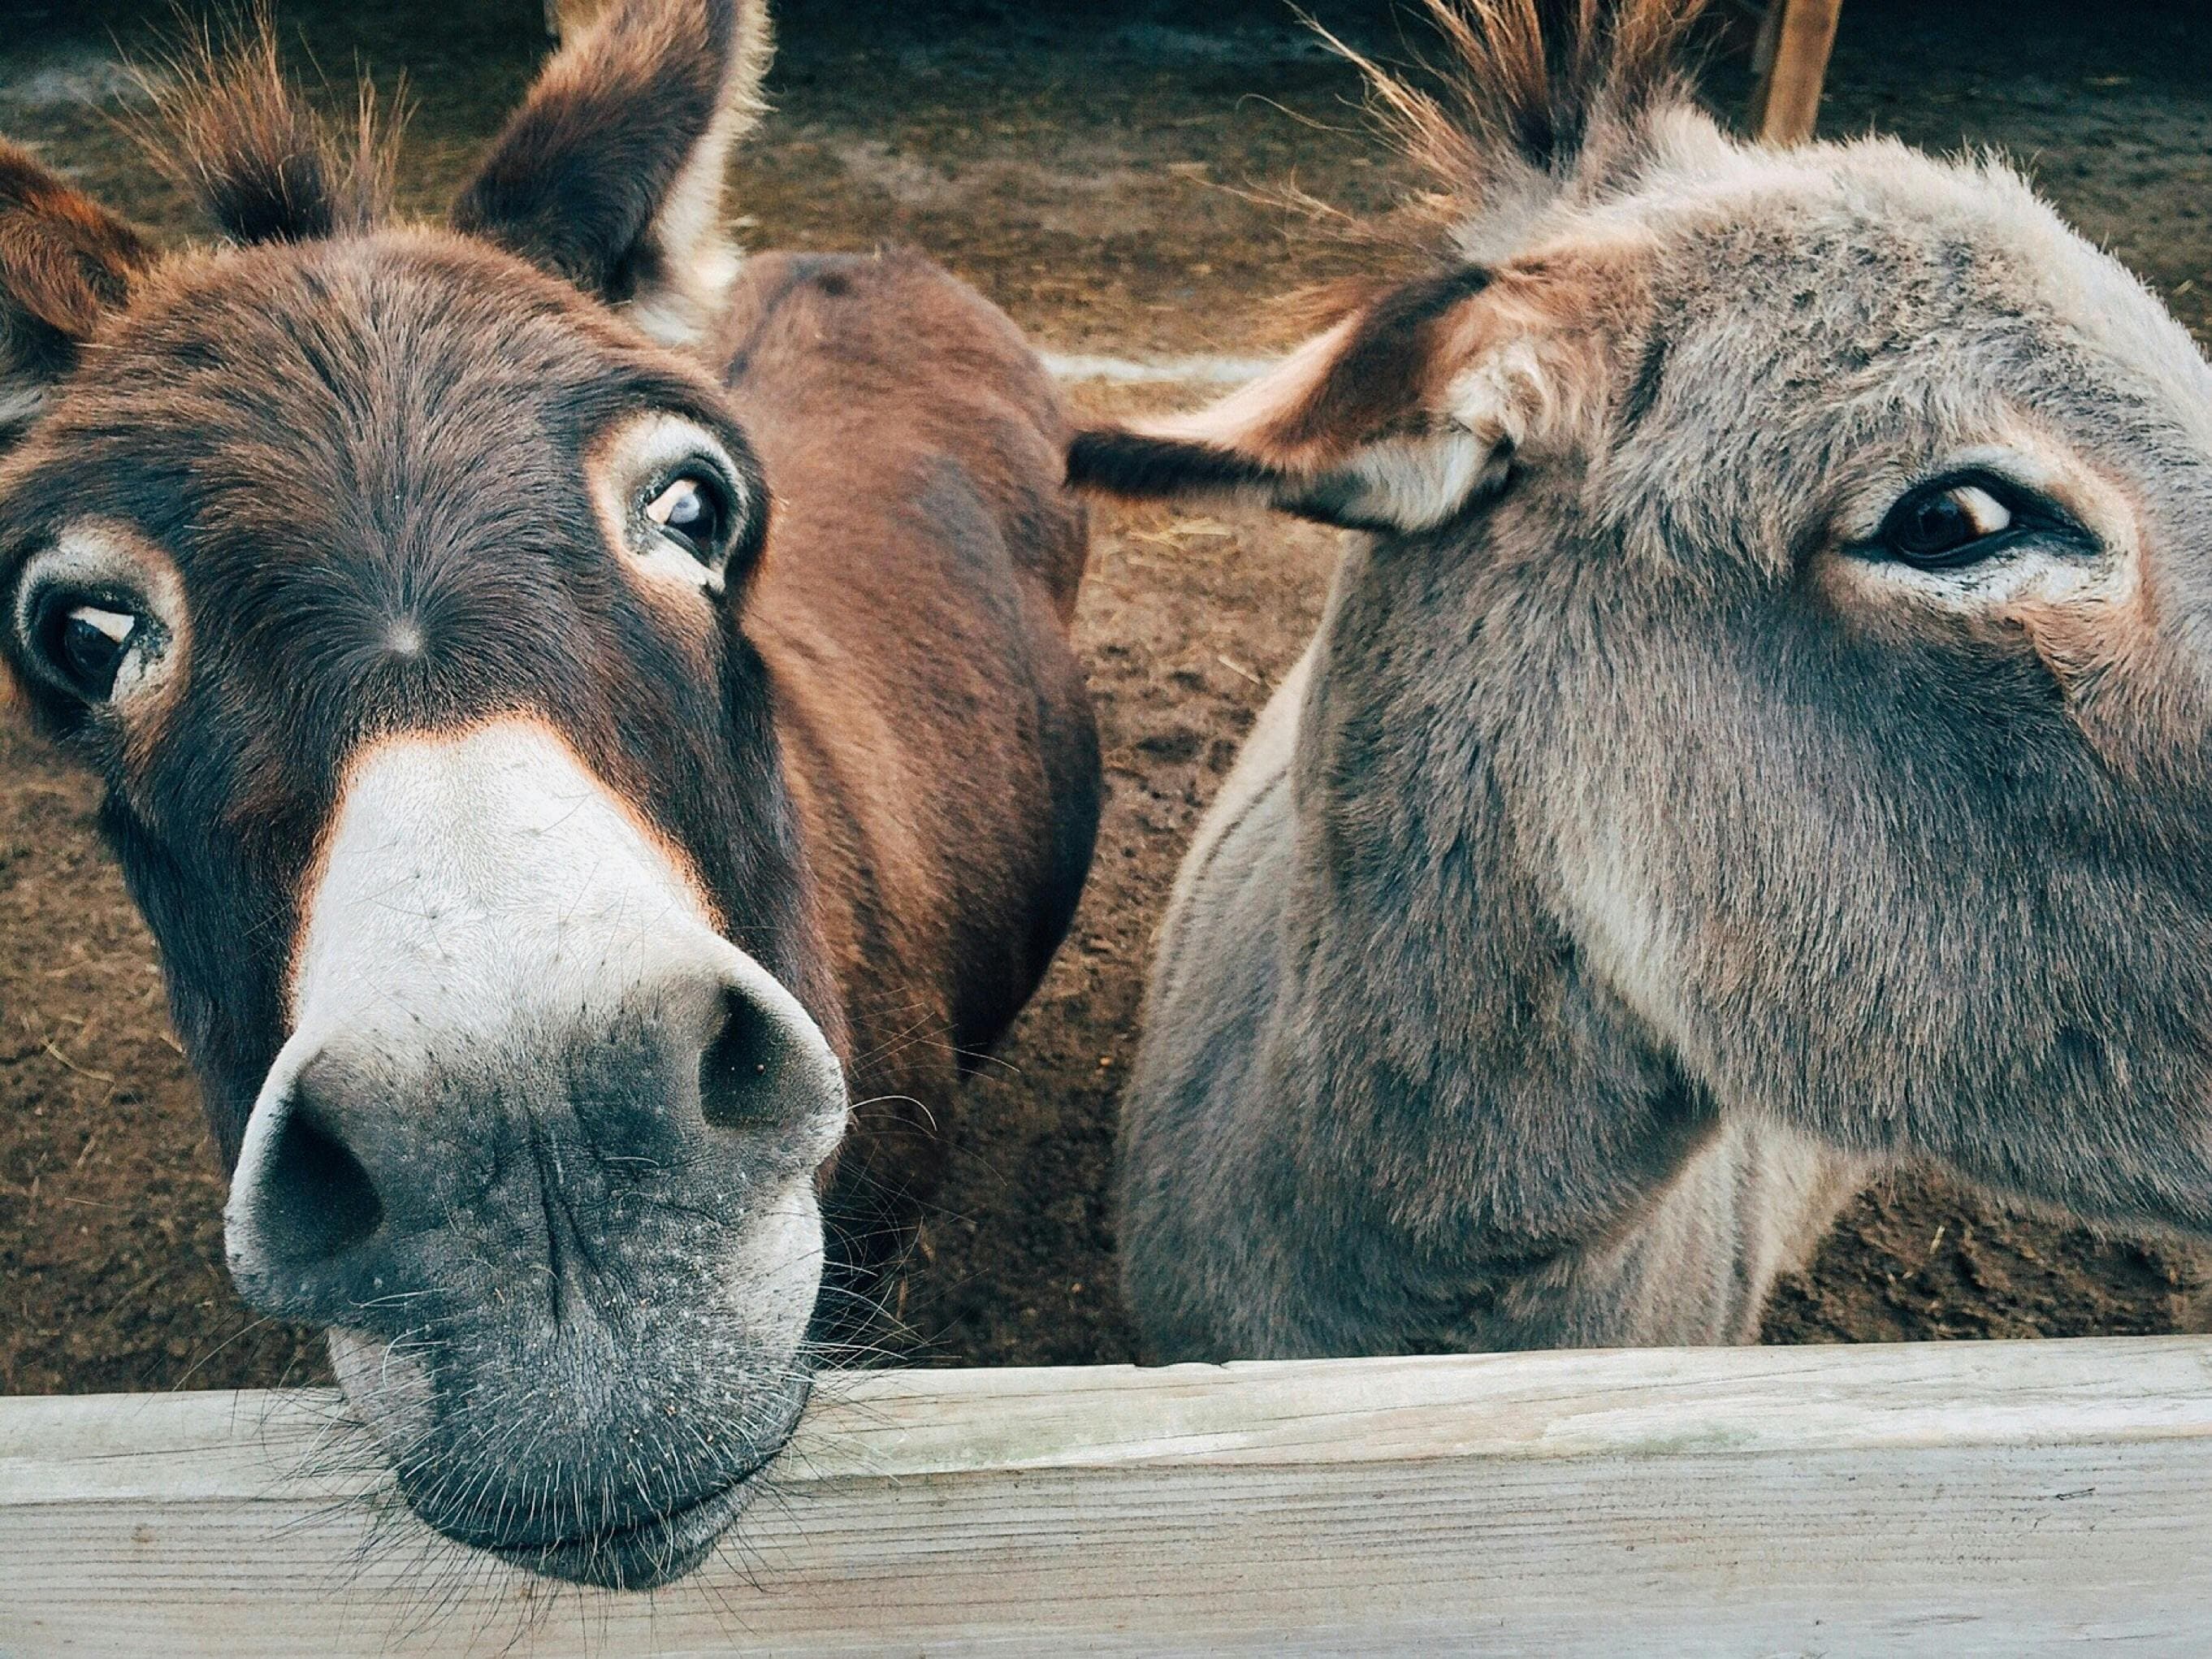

3,0,2210,1393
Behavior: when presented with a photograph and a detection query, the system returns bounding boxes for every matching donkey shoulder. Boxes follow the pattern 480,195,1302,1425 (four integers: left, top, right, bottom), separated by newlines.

1150,639,1313,1011
715,247,1102,1120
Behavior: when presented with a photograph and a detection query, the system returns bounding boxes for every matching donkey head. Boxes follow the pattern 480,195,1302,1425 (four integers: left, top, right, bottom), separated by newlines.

1074,2,2212,1241
0,1,847,1588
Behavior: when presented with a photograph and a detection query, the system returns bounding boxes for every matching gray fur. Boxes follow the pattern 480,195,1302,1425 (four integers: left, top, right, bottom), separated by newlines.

1108,23,2212,1360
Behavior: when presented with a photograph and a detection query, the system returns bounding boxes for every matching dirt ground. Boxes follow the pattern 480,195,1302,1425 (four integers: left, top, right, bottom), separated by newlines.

3,0,2210,1394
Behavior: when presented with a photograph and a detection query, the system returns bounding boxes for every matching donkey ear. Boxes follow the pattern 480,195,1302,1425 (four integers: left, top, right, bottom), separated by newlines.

1069,257,1624,534
452,0,771,347
0,142,153,453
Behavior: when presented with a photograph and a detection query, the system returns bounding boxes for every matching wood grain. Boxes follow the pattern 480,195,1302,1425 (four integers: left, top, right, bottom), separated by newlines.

5,1337,2212,1654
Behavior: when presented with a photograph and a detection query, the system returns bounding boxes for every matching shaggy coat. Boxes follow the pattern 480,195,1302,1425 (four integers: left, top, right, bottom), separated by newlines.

1075,0,2212,1360
0,0,1096,1588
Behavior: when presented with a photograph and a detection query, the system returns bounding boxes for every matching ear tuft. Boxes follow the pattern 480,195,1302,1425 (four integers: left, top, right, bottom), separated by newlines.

140,12,402,247
452,0,771,347
0,141,154,448
1416,0,1705,168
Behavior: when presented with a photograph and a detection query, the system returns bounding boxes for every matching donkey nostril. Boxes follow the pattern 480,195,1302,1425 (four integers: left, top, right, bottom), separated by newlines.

259,1094,384,1267
698,988,794,1130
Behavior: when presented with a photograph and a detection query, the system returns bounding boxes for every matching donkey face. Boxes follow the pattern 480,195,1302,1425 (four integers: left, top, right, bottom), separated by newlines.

1075,2,2212,1241
0,2,850,1589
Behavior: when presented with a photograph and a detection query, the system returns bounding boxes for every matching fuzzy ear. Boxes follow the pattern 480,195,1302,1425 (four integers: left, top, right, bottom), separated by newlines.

0,141,153,453
1068,257,1622,533
452,0,771,347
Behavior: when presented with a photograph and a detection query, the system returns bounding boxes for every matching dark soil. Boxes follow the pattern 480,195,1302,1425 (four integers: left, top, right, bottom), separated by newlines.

3,0,2210,1394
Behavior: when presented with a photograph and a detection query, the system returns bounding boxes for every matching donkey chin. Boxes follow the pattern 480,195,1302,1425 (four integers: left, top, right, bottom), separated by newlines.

320,1192,826,1591
232,1038,845,1588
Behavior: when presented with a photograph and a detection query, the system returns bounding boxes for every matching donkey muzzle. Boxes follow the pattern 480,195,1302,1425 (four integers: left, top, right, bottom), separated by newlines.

221,717,846,1585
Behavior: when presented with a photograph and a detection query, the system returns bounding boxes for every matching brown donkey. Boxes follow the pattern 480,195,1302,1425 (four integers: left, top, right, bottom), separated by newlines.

1076,0,2212,1362
0,0,1097,1588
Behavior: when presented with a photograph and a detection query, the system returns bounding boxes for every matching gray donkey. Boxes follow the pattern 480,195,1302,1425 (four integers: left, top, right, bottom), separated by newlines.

1070,0,2212,1360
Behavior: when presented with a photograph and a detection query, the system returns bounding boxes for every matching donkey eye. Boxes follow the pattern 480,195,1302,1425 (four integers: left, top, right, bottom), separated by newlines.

643,474,730,564
1879,479,2019,569
32,591,146,700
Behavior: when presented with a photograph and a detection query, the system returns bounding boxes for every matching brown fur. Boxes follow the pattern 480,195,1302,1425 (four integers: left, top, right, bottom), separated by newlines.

139,15,400,243
1331,0,1707,237
0,0,1097,1589
454,0,767,333
719,247,1097,1228
0,141,152,444
1262,266,1496,455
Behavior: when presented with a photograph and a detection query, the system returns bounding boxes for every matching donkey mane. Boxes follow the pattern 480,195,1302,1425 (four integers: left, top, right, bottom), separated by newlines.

1369,0,1703,193
1284,0,1703,281
140,16,402,245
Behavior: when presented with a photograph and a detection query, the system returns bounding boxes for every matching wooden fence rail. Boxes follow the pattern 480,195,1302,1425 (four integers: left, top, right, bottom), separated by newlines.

5,1336,2212,1655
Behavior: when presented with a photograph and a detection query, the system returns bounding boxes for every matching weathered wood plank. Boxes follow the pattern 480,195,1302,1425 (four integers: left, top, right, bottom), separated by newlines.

4,1338,2211,1655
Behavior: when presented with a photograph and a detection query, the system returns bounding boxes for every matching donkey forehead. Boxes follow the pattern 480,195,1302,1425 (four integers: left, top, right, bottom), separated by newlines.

59,233,726,482
1648,139,2212,431
7,235,750,585
0,235,762,794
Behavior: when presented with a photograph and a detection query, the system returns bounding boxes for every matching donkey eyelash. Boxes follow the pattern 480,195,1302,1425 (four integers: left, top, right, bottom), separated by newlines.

637,462,741,572
1915,470,2079,534
640,461,739,519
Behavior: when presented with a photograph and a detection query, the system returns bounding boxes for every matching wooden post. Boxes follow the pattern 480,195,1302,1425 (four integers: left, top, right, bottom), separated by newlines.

1749,0,1843,145
6,1336,2212,1653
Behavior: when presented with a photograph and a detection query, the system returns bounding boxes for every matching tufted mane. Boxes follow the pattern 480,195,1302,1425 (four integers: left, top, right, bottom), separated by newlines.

141,10,402,245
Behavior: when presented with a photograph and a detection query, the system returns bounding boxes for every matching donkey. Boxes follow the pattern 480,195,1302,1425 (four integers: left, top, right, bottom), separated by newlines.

1072,0,2212,1362
0,0,1097,1588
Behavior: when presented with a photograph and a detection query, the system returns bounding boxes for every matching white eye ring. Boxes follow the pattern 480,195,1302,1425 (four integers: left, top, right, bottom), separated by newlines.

587,414,750,605
12,531,185,706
